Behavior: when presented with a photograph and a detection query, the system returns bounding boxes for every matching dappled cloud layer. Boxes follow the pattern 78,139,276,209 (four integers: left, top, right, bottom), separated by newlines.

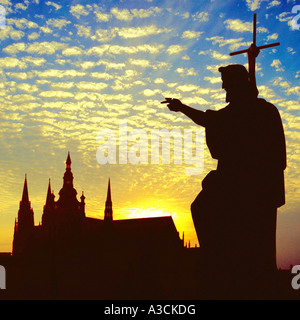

0,0,299,268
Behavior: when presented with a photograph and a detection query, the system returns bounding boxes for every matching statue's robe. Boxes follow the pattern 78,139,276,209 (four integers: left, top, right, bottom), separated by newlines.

191,98,286,296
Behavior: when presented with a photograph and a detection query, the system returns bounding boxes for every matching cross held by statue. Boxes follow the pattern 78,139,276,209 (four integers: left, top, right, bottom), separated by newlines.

229,13,280,94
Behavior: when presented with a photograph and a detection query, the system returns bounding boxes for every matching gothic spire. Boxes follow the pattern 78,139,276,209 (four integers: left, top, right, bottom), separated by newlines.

106,178,111,204
45,179,55,207
66,151,71,168
21,174,29,204
104,178,113,222
62,152,74,187
17,174,34,231
46,179,51,200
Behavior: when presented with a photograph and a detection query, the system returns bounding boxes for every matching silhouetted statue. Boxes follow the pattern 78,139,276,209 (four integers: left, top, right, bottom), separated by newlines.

162,64,286,298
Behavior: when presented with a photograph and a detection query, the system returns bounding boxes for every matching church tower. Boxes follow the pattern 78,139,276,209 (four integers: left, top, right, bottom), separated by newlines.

16,174,34,231
104,178,113,222
13,174,35,255
56,152,84,217
41,152,85,234
42,179,55,230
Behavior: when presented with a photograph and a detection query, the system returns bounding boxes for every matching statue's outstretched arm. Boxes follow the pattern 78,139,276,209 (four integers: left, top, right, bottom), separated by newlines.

161,98,207,127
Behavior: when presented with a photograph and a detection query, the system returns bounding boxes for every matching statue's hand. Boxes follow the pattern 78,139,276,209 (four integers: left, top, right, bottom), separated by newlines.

161,98,183,112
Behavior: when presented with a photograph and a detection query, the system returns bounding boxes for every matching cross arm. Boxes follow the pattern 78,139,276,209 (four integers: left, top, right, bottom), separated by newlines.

230,42,280,57
229,48,249,56
257,42,280,51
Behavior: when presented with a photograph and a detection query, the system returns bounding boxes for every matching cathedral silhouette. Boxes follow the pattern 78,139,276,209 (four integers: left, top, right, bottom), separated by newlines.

0,152,297,300
4,152,194,299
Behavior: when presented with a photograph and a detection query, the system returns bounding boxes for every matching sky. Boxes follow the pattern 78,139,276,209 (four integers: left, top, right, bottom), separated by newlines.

0,0,299,269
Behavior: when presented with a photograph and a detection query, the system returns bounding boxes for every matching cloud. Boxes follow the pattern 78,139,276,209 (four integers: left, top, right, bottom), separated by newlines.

166,45,185,55
50,82,74,90
75,81,108,91
225,19,269,33
46,1,62,10
26,41,67,55
204,76,222,84
267,0,281,9
22,57,46,66
267,33,279,41
28,32,40,40
14,2,28,11
205,36,250,52
10,94,37,103
89,72,114,80
257,85,276,99
94,10,111,22
181,30,203,39
276,12,294,29
7,18,38,29
129,58,151,68
175,68,197,76
32,69,86,79
70,4,90,19
87,45,109,57
6,72,28,80
100,60,126,70
91,25,171,42
277,12,293,22
40,26,52,34
0,25,25,40
46,18,71,30
211,50,231,61
285,86,300,96
111,80,133,91
277,100,300,111
62,46,84,56
192,11,209,22
17,83,38,93
87,44,165,57
272,77,288,87
177,84,200,92
39,91,74,99
74,61,97,70
110,7,162,21
206,64,223,74
0,57,27,69
75,25,93,39
3,42,26,54
116,25,171,39
142,89,162,97
136,44,165,54
182,96,209,106
271,59,285,72
131,7,162,18
74,92,132,102
54,59,70,66
245,0,264,11
95,29,116,42
182,55,190,61
111,8,132,21
224,19,252,32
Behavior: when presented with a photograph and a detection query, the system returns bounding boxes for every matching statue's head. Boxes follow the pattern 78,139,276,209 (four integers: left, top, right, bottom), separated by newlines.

218,64,257,103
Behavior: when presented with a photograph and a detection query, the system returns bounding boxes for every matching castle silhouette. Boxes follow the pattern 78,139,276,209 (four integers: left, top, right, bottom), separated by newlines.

3,152,194,300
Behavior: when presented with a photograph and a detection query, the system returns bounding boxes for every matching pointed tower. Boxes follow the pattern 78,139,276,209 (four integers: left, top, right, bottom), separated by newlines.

57,152,79,211
104,178,113,222
45,179,55,208
63,151,74,188
42,179,55,228
17,174,34,231
80,191,85,217
13,174,35,255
